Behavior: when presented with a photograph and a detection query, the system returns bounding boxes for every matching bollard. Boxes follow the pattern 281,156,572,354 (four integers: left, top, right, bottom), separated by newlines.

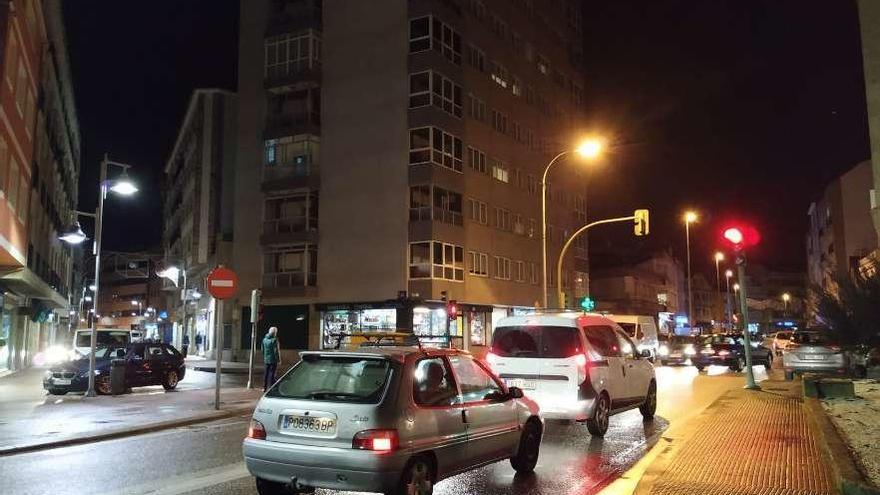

110,359,126,395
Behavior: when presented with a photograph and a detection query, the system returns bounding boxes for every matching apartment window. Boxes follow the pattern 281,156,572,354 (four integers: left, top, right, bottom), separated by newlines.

4,31,17,88
24,89,35,134
0,137,7,194
529,262,539,284
552,68,566,88
409,16,462,65
490,61,510,89
512,121,524,143
570,82,584,106
494,256,512,280
536,54,549,75
513,214,525,235
513,168,524,189
467,44,485,72
15,61,27,114
468,251,489,277
525,85,536,104
409,71,462,117
467,94,487,122
494,207,512,231
527,174,537,195
16,172,26,222
491,109,508,134
409,127,463,172
264,135,318,174
490,14,509,40
409,241,464,281
468,147,487,174
410,185,462,225
263,245,318,288
264,193,319,234
468,198,488,224
265,30,322,79
529,218,537,238
515,261,526,282
870,189,877,210
7,157,18,211
491,158,509,183
575,194,586,221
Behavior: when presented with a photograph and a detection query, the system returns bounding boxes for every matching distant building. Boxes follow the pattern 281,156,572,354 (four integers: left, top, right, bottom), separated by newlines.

591,251,686,318
0,0,81,374
737,265,806,333
217,0,589,360
806,160,877,299
161,89,237,358
90,252,167,339
691,273,714,325
858,0,880,273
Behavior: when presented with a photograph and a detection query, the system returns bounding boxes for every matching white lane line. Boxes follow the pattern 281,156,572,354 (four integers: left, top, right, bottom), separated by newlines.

102,461,249,495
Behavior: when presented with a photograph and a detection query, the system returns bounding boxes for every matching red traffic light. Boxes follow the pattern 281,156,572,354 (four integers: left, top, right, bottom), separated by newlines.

719,223,760,249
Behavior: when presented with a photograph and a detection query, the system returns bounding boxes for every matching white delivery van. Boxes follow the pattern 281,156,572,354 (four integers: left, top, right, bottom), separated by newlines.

606,315,660,361
72,328,133,357
487,312,656,436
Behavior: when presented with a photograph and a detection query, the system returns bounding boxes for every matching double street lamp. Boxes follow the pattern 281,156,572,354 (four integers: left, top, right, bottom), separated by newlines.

541,138,605,308
683,211,698,327
60,154,138,397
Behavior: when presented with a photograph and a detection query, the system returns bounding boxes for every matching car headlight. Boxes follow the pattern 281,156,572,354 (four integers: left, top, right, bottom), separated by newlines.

658,345,669,356
750,341,759,348
684,345,696,356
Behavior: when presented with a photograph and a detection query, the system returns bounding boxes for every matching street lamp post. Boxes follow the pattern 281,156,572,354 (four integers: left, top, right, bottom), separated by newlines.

683,211,698,328
59,154,138,397
541,139,603,308
781,292,791,317
725,269,733,330
714,252,724,324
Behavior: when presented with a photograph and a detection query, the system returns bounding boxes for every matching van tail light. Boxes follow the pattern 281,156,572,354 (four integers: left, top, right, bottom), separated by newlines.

248,419,266,440
353,429,399,452
574,353,588,384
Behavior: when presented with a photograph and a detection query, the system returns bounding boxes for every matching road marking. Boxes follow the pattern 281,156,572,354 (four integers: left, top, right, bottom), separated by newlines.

102,461,249,495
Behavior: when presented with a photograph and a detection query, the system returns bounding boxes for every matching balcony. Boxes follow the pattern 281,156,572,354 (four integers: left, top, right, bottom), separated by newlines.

261,218,318,245
409,206,462,226
264,29,322,92
265,112,321,140
261,270,318,298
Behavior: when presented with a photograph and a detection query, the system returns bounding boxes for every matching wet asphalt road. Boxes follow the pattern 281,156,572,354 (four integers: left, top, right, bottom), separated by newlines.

1,365,768,495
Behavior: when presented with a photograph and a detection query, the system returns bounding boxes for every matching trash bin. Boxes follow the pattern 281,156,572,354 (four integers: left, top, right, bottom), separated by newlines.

110,359,126,395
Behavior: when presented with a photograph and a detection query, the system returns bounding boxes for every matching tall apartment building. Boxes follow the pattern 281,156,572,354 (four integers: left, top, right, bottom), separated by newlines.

858,0,880,275
0,0,80,374
162,89,237,358
806,160,877,301
230,0,588,358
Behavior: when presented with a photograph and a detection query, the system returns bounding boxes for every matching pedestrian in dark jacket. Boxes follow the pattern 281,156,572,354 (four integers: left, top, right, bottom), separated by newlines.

262,327,281,391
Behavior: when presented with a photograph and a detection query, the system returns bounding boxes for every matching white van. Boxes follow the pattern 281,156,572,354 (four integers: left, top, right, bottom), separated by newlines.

72,328,132,357
607,314,660,361
486,312,656,436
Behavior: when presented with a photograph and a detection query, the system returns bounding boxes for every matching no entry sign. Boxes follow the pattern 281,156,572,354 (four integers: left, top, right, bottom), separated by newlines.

206,266,239,299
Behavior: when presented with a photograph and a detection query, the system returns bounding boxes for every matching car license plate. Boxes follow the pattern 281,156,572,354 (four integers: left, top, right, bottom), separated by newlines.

281,415,336,434
670,353,682,358
803,354,825,361
505,378,536,390
53,378,72,385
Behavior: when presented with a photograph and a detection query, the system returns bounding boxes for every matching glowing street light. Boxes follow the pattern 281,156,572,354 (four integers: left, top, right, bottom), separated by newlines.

683,211,698,327
782,293,791,316
59,221,88,244
541,137,606,308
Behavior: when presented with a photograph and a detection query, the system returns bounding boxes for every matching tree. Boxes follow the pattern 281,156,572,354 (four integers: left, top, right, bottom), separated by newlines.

813,270,880,347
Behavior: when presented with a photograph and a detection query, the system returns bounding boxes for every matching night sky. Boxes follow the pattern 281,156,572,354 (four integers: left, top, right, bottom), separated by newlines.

63,1,869,278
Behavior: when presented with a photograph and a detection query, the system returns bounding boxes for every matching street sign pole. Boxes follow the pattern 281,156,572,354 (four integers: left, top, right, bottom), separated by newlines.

247,289,261,389
736,251,760,390
206,265,239,410
215,297,223,410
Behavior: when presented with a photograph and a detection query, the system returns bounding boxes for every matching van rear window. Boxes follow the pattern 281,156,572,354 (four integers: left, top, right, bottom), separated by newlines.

267,356,393,403
492,326,580,358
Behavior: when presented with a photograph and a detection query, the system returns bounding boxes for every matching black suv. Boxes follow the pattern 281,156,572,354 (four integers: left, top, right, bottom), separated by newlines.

692,334,772,372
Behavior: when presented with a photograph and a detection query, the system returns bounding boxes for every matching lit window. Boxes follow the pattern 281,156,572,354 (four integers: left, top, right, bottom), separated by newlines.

491,158,509,183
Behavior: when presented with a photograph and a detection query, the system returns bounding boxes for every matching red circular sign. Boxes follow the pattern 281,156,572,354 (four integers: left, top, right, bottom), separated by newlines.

206,266,239,299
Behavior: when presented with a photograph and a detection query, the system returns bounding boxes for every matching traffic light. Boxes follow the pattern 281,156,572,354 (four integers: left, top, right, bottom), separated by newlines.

634,209,649,236
720,222,760,250
447,300,458,321
580,297,596,312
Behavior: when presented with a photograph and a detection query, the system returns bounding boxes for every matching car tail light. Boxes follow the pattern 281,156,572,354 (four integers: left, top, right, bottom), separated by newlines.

700,347,715,355
718,350,730,357
353,429,399,452
247,419,266,440
829,345,841,352
573,353,588,383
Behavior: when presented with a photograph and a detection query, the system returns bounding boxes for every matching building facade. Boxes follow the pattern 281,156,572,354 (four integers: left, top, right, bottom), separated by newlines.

0,0,79,374
806,160,877,300
225,0,589,360
162,89,237,358
858,0,880,274
89,252,167,340
590,251,687,320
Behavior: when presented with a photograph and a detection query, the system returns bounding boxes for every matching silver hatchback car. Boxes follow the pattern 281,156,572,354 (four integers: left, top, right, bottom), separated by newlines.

243,347,543,495
782,331,847,380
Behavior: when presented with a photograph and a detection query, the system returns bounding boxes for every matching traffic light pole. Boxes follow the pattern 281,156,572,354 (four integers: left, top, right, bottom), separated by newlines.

735,251,760,390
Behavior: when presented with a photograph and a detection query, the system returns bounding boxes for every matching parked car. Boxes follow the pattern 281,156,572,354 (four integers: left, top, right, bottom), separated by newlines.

692,334,772,372
44,342,185,395
782,330,847,380
607,314,661,361
243,347,543,495
657,334,698,366
765,331,792,356
487,312,657,436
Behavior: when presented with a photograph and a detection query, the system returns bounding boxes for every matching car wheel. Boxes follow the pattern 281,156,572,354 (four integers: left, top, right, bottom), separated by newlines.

586,392,610,437
639,380,657,420
695,364,705,372
510,419,542,473
730,357,745,373
255,477,289,495
393,455,435,495
785,371,794,381
660,359,668,366
163,370,179,390
96,375,112,395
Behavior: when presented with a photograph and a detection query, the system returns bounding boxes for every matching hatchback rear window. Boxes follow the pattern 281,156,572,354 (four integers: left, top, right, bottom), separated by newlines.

267,355,393,403
791,333,831,345
76,331,130,348
492,326,580,358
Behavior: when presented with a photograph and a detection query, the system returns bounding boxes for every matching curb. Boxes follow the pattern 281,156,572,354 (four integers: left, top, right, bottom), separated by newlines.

0,405,255,457
805,398,880,495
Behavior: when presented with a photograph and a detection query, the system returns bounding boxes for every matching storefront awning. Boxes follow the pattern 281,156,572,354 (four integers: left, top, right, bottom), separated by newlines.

0,267,69,309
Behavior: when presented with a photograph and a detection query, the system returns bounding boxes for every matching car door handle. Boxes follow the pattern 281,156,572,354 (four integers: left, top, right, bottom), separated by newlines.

461,409,468,424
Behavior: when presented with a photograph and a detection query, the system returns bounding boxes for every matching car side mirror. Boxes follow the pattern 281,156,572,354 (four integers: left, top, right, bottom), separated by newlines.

639,350,652,359
508,386,524,399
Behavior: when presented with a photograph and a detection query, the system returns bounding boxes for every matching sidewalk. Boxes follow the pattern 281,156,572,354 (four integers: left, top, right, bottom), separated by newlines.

0,367,262,456
635,378,836,495
187,359,263,374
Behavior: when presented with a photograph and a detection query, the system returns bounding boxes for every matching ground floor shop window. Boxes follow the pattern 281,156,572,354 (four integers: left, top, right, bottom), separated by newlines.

0,307,10,371
413,307,457,345
321,308,397,348
469,312,487,347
